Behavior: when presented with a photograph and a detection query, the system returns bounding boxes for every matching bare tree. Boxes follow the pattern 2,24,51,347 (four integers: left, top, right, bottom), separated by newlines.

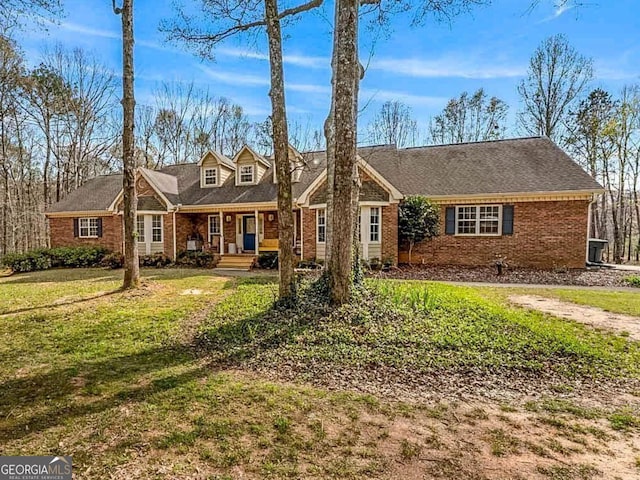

566,88,616,239
1,0,62,30
517,34,593,143
366,100,419,147
428,89,508,144
113,0,140,289
163,0,323,301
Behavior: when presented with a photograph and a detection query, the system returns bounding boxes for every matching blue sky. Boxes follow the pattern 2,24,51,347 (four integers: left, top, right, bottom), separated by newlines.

16,0,640,140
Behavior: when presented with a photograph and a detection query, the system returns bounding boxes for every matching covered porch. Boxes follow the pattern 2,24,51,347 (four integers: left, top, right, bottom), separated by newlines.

175,206,302,261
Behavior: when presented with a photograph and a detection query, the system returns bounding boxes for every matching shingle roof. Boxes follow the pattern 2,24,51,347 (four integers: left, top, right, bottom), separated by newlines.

46,174,122,212
372,137,603,196
46,137,602,214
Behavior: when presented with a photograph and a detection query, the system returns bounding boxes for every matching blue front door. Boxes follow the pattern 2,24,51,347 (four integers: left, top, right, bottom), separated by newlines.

243,216,256,251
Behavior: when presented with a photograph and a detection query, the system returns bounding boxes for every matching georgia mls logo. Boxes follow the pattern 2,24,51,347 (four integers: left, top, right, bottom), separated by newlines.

0,456,72,480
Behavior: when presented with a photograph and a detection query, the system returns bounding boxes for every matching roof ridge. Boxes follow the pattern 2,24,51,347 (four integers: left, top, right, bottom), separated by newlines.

400,136,545,150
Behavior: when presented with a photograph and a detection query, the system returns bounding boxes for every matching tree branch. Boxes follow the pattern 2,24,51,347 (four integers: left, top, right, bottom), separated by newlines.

112,0,121,15
169,0,323,46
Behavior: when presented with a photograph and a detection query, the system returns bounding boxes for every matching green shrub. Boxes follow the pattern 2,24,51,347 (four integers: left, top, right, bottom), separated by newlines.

139,253,173,268
257,252,278,269
175,250,217,268
626,275,640,287
1,246,109,273
101,252,124,269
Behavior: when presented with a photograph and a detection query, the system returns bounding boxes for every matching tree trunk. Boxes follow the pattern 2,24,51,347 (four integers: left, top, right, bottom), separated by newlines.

323,2,339,266
327,0,359,305
264,0,295,300
118,0,140,289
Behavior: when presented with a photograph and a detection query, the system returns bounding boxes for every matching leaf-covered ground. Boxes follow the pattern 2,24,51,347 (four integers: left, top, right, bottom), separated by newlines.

1,269,639,479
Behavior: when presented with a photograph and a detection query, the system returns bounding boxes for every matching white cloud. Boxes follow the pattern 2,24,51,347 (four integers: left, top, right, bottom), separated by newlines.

368,56,525,79
197,64,329,94
538,1,576,23
216,46,328,69
360,88,447,108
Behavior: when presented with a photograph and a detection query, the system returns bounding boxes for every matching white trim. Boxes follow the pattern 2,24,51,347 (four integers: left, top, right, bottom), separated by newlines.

208,214,222,244
297,156,403,207
316,208,326,244
47,210,113,218
232,144,271,168
368,206,381,244
201,166,219,188
237,164,255,185
78,217,99,238
197,150,235,169
138,168,175,209
454,204,503,237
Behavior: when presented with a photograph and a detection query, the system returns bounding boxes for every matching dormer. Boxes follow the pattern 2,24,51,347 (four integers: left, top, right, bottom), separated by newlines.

198,150,235,188
274,144,305,184
232,145,271,186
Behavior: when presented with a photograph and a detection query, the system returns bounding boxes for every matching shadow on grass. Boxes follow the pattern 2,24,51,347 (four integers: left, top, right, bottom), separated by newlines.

0,346,206,443
0,267,234,285
0,276,287,444
0,289,122,316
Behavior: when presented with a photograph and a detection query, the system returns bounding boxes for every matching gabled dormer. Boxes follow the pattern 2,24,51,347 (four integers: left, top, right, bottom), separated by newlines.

273,144,305,184
232,145,271,186
198,150,235,188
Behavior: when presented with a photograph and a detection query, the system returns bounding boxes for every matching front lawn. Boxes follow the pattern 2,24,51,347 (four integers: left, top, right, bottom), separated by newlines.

200,279,640,380
1,269,639,479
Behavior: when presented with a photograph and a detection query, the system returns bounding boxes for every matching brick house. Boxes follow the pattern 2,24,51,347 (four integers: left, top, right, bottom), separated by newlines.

45,137,603,269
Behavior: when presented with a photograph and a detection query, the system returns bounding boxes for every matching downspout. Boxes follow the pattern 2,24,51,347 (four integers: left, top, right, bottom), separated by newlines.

585,194,597,266
173,204,180,261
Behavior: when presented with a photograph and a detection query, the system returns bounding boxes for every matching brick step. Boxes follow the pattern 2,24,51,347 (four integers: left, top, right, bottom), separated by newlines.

216,255,256,271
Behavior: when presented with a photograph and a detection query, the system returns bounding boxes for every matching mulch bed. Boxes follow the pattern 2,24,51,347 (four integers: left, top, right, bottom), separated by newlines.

371,264,636,287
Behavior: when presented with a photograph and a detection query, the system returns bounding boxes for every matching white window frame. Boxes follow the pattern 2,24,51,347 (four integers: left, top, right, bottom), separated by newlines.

238,164,254,184
136,215,146,243
369,207,380,243
455,205,502,236
317,208,326,243
208,215,221,243
79,217,99,238
203,167,218,187
151,215,163,243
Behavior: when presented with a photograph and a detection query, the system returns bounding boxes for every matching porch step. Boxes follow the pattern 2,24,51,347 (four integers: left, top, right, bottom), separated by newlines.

215,254,256,271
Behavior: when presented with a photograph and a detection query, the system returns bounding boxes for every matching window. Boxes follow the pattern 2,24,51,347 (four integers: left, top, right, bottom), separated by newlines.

239,165,254,184
203,168,217,186
456,205,501,236
208,215,221,243
317,209,326,243
79,217,98,238
152,215,163,242
369,207,380,242
136,215,145,243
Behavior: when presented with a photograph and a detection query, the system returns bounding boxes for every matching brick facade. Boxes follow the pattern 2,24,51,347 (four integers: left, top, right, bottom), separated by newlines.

381,203,399,265
399,200,589,269
301,207,316,261
49,215,123,253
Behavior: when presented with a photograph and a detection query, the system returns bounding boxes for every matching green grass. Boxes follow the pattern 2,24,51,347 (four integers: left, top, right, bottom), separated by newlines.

484,286,640,317
200,279,640,379
2,269,639,479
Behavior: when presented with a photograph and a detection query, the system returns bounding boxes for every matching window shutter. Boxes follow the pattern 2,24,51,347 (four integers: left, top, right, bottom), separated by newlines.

97,218,103,238
445,207,456,235
502,205,514,235
73,218,79,238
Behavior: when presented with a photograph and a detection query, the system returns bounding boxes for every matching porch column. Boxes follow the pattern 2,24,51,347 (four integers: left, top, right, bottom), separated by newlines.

219,211,224,256
255,208,259,256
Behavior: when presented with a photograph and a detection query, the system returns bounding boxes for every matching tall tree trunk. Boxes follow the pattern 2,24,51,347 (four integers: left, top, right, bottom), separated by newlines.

116,0,140,289
327,0,359,305
264,0,295,300
323,2,339,266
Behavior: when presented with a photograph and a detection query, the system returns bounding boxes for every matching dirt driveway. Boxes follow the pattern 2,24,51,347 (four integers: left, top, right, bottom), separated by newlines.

509,294,640,341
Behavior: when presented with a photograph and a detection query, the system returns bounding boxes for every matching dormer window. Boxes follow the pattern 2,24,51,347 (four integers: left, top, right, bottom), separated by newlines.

203,167,218,186
239,165,254,184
